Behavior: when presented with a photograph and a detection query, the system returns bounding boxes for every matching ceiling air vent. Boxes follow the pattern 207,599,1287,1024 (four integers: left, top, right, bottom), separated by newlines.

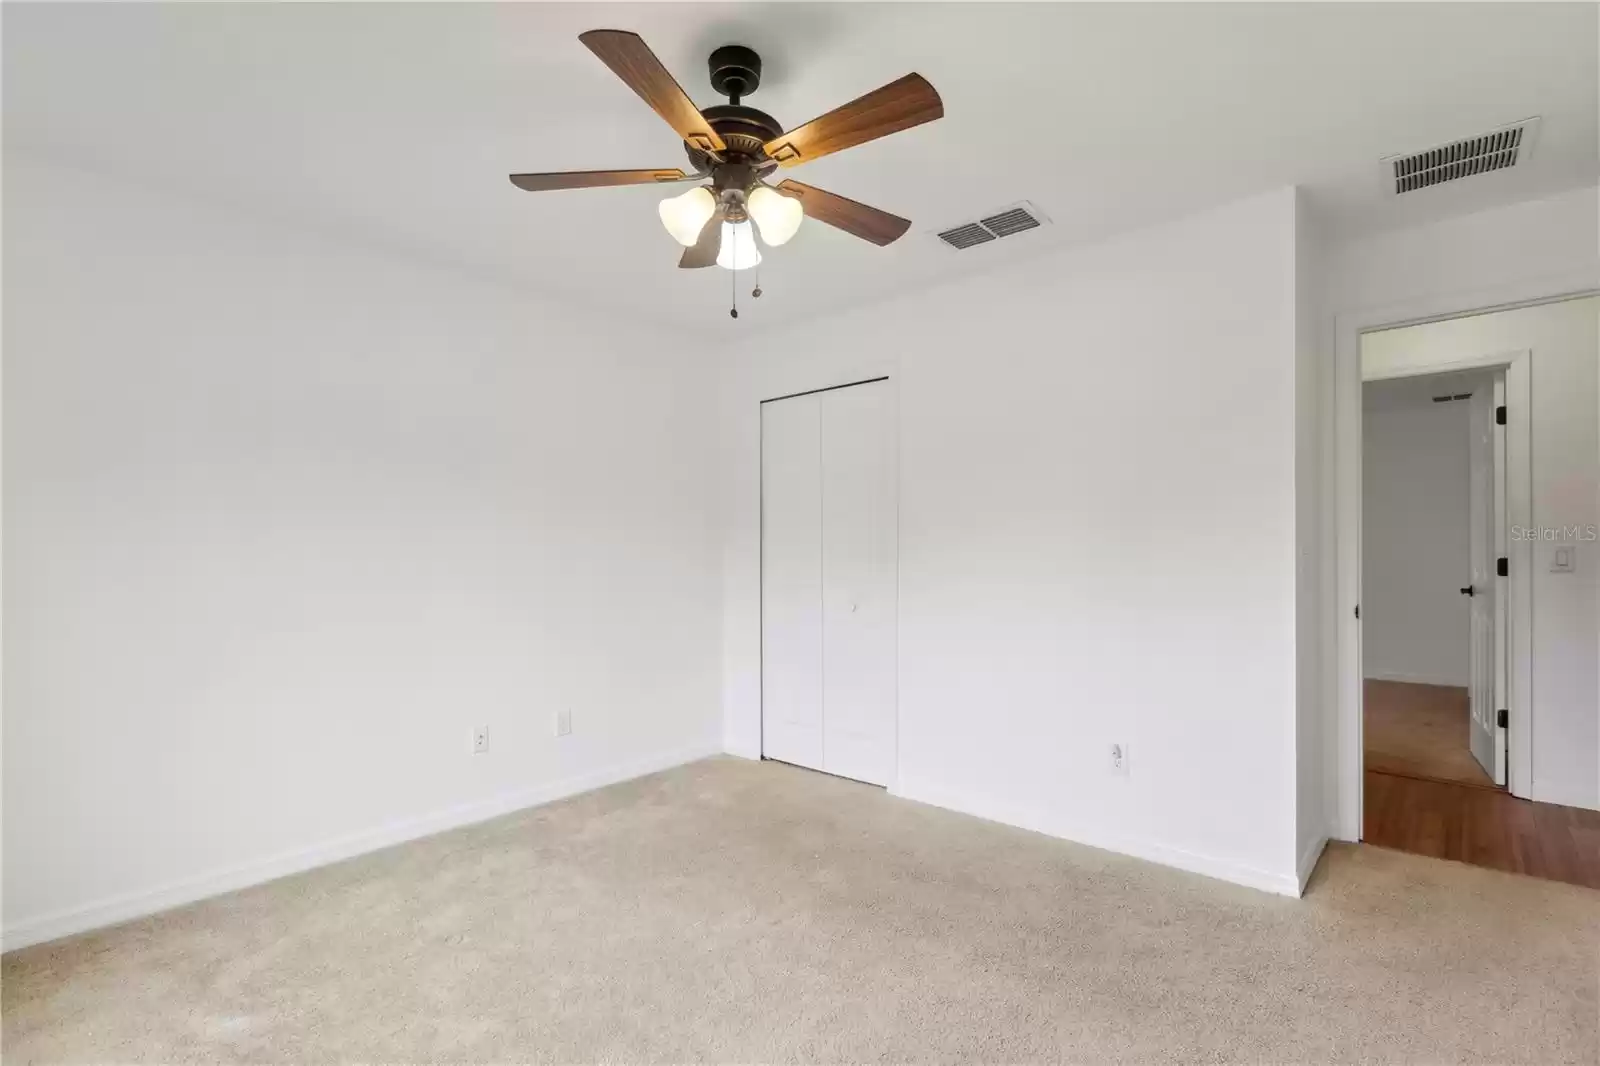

980,206,1042,237
1383,118,1540,195
935,222,996,250
934,201,1051,250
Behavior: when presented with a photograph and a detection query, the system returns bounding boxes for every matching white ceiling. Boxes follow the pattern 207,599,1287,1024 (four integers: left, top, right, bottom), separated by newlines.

6,3,1596,332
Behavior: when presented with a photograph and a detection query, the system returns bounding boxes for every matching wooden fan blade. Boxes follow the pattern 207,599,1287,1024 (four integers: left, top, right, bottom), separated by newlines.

579,30,726,154
678,211,724,268
509,168,690,192
763,74,942,167
775,180,911,246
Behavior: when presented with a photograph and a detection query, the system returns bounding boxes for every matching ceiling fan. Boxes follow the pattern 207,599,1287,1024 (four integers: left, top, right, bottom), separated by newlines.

509,30,943,288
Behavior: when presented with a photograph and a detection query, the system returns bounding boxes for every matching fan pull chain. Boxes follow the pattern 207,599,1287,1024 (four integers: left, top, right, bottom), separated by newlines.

729,223,741,318
752,259,763,301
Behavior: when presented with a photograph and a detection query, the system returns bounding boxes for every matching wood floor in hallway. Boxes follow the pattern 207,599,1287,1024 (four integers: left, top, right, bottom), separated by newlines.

1363,770,1600,890
1363,679,1600,890
1363,679,1493,787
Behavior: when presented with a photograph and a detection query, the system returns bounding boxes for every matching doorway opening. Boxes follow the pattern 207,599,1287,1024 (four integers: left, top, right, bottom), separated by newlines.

1361,368,1506,792
1339,291,1600,889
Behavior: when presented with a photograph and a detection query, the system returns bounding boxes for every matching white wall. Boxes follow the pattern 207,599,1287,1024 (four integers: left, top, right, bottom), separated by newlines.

1326,186,1599,315
721,189,1308,894
1363,299,1599,809
2,157,723,947
1293,192,1328,885
1361,395,1472,687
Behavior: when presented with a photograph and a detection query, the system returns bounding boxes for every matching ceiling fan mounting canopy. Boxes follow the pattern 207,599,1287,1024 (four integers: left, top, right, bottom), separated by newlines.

707,44,762,102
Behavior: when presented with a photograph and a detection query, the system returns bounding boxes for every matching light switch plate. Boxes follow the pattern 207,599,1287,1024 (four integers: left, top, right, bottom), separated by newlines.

1552,546,1576,573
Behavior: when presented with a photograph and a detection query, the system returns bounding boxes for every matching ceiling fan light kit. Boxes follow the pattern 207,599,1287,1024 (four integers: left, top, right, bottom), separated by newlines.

747,185,803,246
659,186,717,246
509,29,943,317
717,220,762,271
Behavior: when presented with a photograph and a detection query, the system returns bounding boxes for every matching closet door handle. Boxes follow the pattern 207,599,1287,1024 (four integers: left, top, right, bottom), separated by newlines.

1459,585,1475,597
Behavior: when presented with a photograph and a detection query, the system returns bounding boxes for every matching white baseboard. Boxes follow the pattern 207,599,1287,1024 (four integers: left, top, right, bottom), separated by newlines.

1531,780,1600,813
1296,834,1329,895
892,778,1301,898
2,739,721,954
891,776,1048,836
1053,823,1303,898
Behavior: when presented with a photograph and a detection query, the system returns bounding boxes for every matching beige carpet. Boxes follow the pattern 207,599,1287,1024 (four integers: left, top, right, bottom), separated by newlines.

4,756,1597,1063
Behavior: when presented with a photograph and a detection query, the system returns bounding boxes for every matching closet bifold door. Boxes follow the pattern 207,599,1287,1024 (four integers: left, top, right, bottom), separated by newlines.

760,379,897,786
819,381,897,786
761,394,825,771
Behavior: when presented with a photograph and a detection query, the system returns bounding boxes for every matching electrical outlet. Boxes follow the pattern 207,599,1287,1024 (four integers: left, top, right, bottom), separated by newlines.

472,725,488,754
554,709,572,737
1110,742,1129,777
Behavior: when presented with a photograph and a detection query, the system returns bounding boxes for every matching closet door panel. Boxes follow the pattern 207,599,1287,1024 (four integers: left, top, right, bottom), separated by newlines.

819,381,897,786
760,395,825,771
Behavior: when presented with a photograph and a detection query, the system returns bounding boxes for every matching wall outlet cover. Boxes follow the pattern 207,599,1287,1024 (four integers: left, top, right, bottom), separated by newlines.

472,726,489,754
1110,742,1130,777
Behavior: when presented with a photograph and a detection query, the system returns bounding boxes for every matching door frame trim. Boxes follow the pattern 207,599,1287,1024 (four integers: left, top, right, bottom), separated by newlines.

759,376,889,405
1332,275,1598,842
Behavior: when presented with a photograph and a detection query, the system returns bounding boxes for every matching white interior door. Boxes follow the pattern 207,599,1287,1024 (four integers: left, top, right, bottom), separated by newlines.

819,381,897,786
761,395,823,771
760,380,897,786
1466,378,1506,785
1490,372,1508,783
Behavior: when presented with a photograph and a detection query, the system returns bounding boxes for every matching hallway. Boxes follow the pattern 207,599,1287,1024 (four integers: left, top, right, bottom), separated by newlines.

1363,679,1493,788
1363,680,1600,890
1363,770,1600,890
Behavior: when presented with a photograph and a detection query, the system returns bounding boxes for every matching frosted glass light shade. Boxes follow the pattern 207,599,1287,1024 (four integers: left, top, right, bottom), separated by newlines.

747,185,804,246
658,186,717,247
716,220,762,271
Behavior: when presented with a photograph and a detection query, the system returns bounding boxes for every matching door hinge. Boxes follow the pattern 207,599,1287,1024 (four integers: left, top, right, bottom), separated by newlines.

1497,557,1508,577
1354,604,1360,620
1495,405,1506,425
1496,708,1508,729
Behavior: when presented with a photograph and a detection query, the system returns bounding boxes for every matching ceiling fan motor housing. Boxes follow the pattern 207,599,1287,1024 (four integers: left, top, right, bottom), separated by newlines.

688,105,784,173
685,45,784,181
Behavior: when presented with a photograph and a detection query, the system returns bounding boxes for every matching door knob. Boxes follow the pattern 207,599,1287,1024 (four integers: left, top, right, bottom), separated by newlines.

1459,585,1475,596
